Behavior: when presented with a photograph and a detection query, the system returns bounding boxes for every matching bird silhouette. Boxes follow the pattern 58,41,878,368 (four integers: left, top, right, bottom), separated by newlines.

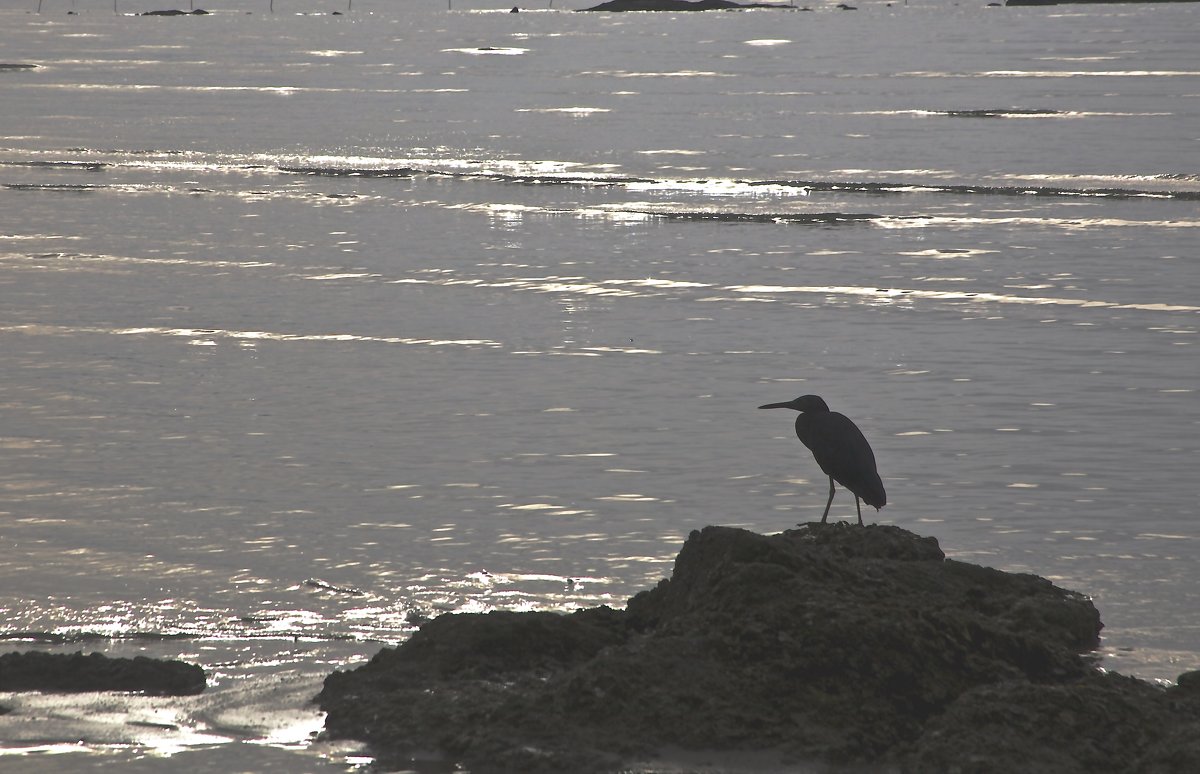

759,394,886,526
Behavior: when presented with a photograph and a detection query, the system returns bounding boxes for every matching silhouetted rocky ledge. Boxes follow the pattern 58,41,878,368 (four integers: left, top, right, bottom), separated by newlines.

582,0,792,11
0,651,206,696
316,524,1200,773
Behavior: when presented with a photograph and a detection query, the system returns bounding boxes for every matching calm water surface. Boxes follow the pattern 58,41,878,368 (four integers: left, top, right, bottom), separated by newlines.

1,1,1197,770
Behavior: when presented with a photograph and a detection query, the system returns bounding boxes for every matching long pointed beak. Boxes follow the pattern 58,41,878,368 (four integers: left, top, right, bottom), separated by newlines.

758,401,795,410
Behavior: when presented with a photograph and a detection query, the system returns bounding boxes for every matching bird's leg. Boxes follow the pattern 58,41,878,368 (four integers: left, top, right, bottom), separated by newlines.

821,477,835,523
855,496,864,527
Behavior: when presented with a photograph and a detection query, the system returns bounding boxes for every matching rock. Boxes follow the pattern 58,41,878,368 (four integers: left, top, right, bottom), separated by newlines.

319,606,630,772
312,523,1200,772
582,0,791,11
904,671,1200,773
0,650,207,696
1176,669,1200,692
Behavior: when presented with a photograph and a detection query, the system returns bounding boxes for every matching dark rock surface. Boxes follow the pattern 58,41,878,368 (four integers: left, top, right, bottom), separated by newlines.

582,0,791,11
906,670,1200,774
138,9,210,15
0,650,207,696
316,523,1199,773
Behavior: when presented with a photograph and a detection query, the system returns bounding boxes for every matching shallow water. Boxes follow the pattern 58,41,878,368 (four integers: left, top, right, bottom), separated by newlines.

1,1,1198,770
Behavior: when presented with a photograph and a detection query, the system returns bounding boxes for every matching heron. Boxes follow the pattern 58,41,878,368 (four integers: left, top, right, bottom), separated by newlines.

758,394,886,526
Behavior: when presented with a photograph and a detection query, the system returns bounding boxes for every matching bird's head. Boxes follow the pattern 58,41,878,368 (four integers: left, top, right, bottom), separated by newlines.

758,394,830,413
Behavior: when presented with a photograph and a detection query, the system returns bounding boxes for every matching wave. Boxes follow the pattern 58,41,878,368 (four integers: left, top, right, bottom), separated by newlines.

457,202,1200,231
274,159,1200,201
0,630,197,644
754,179,1198,201
6,150,1197,208
63,147,192,156
618,210,880,224
279,165,418,179
0,159,107,170
376,272,1200,315
2,183,106,192
901,69,1200,79
1,181,365,202
275,162,1200,202
280,163,656,188
849,108,1172,119
0,322,504,349
0,629,363,644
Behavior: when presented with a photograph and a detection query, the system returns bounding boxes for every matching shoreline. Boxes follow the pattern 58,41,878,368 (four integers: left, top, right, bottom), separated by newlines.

3,524,1199,771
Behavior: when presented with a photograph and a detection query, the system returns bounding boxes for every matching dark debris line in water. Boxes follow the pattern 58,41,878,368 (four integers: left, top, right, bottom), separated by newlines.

278,161,1197,200
316,523,1200,774
581,0,795,11
15,155,1190,201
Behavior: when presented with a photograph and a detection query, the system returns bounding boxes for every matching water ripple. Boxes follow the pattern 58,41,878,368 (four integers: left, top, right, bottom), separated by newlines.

0,324,504,349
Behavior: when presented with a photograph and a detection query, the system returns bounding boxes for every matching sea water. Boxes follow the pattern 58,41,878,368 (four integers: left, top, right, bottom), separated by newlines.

1,0,1197,770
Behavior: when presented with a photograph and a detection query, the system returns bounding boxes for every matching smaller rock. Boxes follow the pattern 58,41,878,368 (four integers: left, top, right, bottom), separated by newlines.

0,651,206,696
904,671,1200,774
1175,670,1200,692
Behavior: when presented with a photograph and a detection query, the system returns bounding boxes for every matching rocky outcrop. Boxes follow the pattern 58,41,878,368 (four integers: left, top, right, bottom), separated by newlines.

316,523,1200,773
0,650,207,696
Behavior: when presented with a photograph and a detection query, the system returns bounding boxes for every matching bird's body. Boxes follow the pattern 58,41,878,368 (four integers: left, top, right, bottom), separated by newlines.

759,394,885,525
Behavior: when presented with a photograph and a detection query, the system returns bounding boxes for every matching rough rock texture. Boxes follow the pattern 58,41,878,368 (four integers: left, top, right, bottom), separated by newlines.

316,524,1199,773
0,650,207,696
905,670,1200,774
